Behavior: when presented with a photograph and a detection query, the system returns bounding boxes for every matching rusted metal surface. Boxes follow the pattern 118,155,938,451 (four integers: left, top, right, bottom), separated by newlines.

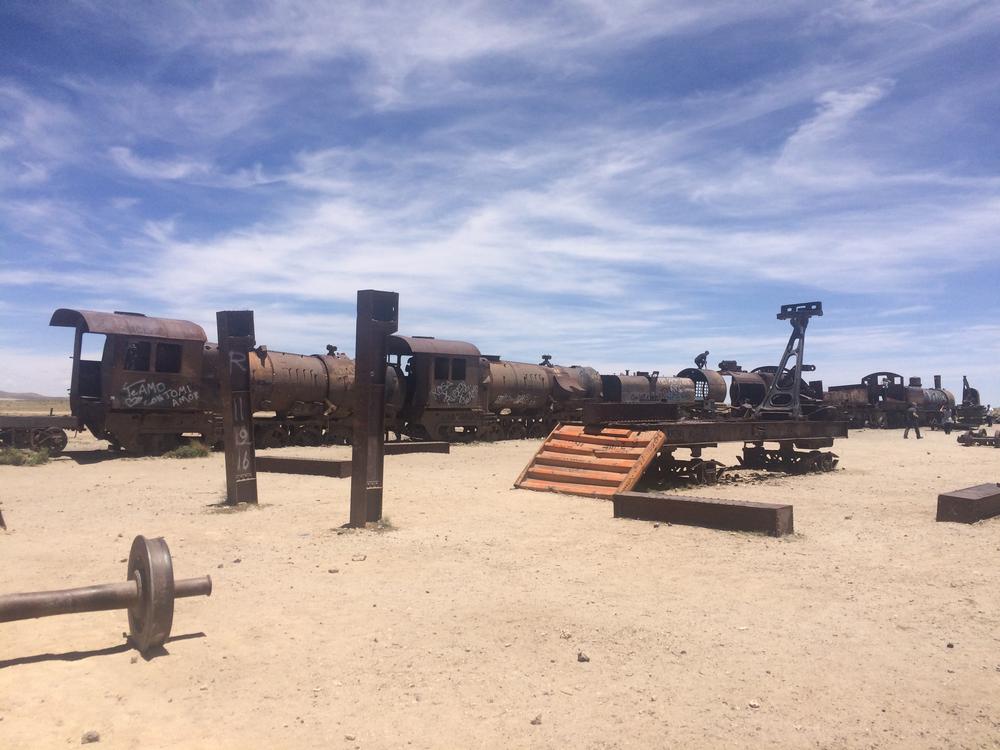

601,374,696,405
50,309,207,342
603,418,847,446
936,484,1000,523
613,491,794,536
387,336,480,357
350,290,399,526
256,456,352,478
217,311,258,505
515,423,666,498
729,371,769,407
675,368,727,403
0,535,211,654
384,441,451,455
583,401,681,424
250,349,355,417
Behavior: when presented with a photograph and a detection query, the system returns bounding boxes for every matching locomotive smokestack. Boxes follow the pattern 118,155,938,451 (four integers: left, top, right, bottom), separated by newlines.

934,375,941,389
909,376,922,387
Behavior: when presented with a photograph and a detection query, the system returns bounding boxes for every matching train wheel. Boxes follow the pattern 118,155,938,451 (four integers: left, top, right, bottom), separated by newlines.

31,427,69,455
691,461,718,485
819,453,837,472
871,412,888,429
478,425,499,442
255,425,288,449
507,424,527,440
527,422,549,439
292,426,323,447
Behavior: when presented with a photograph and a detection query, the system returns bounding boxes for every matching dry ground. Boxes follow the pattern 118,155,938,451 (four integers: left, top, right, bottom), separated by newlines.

1,427,998,749
0,397,70,415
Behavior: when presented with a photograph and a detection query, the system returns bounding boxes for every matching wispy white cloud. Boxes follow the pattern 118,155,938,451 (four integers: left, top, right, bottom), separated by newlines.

1,1,999,399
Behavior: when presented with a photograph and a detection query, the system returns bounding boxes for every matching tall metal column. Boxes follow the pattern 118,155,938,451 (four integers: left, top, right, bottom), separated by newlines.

349,290,399,526
754,301,822,420
217,310,258,505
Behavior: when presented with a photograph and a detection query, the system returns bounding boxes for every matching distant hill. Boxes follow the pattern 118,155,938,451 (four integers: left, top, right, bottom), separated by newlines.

0,390,59,400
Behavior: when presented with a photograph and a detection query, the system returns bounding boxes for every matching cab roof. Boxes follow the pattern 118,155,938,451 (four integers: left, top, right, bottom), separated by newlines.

49,309,207,343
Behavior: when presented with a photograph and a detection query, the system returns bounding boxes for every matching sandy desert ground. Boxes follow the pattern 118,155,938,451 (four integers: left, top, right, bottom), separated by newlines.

1,422,999,749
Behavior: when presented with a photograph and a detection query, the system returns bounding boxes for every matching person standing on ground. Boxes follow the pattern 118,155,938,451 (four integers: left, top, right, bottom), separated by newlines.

939,404,954,435
903,403,922,439
987,405,993,427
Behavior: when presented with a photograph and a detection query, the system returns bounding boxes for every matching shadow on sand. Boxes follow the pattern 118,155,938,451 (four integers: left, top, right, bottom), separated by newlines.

0,632,206,668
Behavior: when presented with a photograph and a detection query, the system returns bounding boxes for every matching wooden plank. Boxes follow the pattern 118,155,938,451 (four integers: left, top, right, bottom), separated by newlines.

526,466,625,486
936,483,1000,523
514,422,563,487
518,478,618,497
559,432,651,448
534,453,634,472
613,491,794,536
615,431,666,494
544,440,643,459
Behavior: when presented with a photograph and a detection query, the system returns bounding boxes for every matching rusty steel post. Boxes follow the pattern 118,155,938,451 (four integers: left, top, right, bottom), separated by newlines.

217,311,258,505
349,290,399,527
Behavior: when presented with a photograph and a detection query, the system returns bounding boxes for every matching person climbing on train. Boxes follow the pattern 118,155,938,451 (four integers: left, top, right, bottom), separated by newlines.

903,403,922,439
694,350,709,369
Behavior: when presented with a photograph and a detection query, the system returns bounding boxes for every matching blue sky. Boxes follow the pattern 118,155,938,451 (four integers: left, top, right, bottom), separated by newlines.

1,1,998,400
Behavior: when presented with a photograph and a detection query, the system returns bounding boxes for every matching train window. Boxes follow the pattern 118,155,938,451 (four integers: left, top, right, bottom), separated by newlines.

80,332,108,362
451,358,466,381
155,343,183,374
434,357,449,380
124,340,151,371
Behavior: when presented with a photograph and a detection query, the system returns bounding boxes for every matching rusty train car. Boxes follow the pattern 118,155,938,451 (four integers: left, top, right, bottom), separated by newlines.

48,309,611,452
824,372,985,428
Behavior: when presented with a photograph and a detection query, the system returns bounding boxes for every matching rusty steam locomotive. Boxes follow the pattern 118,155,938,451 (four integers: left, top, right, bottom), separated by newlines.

48,309,603,453
825,373,985,428
48,308,802,454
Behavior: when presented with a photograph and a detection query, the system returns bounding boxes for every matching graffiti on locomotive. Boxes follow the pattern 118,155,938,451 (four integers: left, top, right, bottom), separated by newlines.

119,380,200,409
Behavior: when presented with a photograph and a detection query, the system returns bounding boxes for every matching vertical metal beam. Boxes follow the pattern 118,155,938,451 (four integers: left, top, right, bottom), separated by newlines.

754,301,822,420
217,311,258,505
349,290,399,527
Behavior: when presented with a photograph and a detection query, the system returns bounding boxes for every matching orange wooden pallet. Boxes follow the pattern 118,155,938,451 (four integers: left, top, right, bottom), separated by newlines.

514,423,665,498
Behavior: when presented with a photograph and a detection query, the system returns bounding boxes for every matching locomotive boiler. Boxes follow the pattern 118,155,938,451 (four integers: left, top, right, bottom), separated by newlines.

387,336,602,441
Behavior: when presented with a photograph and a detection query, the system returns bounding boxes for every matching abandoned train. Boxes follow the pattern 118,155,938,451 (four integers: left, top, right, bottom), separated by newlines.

50,308,793,454
49,309,606,453
44,308,984,454
825,372,985,428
